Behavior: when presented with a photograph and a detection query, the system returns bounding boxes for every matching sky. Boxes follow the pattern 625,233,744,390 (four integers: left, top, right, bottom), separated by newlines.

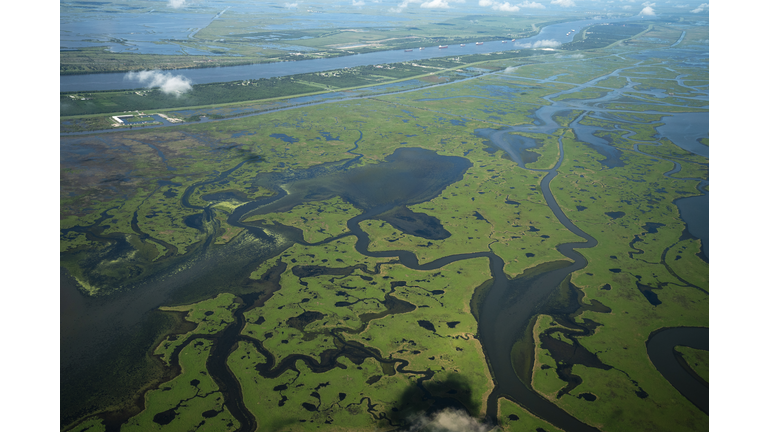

161,0,711,17
273,0,711,17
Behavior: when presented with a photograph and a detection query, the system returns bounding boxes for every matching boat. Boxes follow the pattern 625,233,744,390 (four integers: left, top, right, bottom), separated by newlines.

511,39,515,42
419,47,424,50
439,45,448,49
502,40,507,43
460,44,465,47
571,29,576,32
404,49,413,52
476,42,483,45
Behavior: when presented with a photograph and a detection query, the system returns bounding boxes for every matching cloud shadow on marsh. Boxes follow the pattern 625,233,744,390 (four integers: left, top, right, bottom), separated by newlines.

387,373,483,428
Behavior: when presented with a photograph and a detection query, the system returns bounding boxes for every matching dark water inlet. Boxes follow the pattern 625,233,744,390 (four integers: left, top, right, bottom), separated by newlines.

477,135,600,432
655,113,709,158
474,128,541,168
675,192,709,258
646,327,709,414
327,135,601,431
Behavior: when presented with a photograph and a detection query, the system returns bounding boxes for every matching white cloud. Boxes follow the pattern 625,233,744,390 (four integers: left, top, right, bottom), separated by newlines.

558,52,584,58
622,5,631,9
284,2,299,8
478,0,522,11
125,70,193,96
639,5,655,15
420,0,466,8
494,2,520,11
642,1,655,6
534,39,561,48
390,0,418,12
517,39,562,48
691,3,708,13
407,408,491,432
551,0,575,7
519,1,546,8
421,0,451,8
168,0,186,8
352,0,365,5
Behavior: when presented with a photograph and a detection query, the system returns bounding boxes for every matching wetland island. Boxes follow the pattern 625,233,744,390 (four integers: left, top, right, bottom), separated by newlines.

60,1,709,431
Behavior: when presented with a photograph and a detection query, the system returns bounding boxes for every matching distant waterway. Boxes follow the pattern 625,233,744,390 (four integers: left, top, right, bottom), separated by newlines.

60,11,216,55
60,16,646,93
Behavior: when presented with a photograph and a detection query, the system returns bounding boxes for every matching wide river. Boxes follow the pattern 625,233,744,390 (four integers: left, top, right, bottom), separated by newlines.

60,16,645,93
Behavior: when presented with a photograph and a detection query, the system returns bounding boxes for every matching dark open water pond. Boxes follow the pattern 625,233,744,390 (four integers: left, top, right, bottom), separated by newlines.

236,146,471,226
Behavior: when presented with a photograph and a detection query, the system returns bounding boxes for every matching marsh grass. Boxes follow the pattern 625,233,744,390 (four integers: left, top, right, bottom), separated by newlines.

674,346,708,383
62,30,708,431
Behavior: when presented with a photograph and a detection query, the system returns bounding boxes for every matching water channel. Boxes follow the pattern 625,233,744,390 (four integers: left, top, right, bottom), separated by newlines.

61,16,647,92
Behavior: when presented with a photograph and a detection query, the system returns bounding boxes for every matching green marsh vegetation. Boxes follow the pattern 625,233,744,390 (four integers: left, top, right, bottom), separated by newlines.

236,246,496,428
60,47,263,75
496,396,564,431
60,79,323,117
547,56,639,85
674,346,708,383
154,293,240,366
376,75,573,130
633,79,701,96
592,75,629,89
524,74,708,429
357,135,583,271
59,115,119,133
562,23,650,51
674,27,709,49
603,100,707,113
123,338,240,431
623,92,709,108
62,19,708,432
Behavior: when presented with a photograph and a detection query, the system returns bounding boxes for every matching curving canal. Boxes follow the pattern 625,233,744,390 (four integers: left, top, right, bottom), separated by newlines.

646,327,709,414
